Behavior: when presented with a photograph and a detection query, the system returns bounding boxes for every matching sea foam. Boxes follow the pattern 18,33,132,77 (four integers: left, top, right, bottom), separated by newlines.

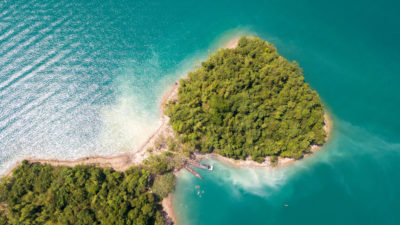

203,158,290,197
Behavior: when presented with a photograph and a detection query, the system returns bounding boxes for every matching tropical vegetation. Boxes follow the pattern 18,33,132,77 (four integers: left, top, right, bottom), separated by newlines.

0,157,177,225
166,37,326,161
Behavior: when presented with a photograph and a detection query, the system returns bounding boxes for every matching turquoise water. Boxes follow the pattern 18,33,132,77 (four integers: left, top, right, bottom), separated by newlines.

1,0,400,224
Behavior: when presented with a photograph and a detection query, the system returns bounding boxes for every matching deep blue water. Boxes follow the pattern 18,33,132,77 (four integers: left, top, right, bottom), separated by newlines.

1,0,400,224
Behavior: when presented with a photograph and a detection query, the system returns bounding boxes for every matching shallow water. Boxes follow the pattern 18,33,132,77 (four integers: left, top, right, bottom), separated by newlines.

1,0,400,224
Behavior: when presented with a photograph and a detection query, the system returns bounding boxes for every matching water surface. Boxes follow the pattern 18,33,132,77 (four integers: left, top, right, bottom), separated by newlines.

1,0,400,224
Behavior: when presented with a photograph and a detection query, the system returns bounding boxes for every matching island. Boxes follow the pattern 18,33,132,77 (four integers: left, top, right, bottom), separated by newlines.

166,36,327,162
0,37,331,225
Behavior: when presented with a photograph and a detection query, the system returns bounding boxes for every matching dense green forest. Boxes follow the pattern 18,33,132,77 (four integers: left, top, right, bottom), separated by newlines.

0,157,176,225
166,37,326,161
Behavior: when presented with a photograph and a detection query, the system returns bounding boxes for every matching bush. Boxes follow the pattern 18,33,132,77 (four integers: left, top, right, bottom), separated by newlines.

152,173,176,199
144,154,173,174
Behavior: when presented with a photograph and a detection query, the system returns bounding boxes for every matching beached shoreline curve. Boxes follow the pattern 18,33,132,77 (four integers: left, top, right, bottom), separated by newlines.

3,81,180,177
2,37,333,225
195,113,332,169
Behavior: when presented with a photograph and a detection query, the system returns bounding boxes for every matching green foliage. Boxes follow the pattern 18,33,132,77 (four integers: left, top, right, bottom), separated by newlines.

144,154,173,175
0,211,7,225
0,162,167,225
270,156,278,167
152,173,176,199
166,37,326,161
144,151,185,174
0,179,8,202
167,138,177,151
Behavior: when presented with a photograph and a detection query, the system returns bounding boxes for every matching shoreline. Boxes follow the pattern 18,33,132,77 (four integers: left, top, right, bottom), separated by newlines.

1,38,241,174
2,36,333,225
162,194,176,225
3,83,180,178
161,114,332,225
195,113,333,169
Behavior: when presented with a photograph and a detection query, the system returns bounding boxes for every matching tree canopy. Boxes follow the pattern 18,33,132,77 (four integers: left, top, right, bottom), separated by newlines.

166,37,326,161
0,160,172,225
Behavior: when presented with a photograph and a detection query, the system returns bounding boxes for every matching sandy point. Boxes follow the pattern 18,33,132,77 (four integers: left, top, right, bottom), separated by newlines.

225,37,240,49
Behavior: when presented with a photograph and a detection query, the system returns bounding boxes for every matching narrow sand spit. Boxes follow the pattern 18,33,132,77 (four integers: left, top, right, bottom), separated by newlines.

5,82,180,176
4,81,181,224
8,36,333,173
4,37,334,225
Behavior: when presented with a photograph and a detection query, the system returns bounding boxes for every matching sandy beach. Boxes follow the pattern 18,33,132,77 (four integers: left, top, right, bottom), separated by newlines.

3,37,333,225
4,82,180,175
195,113,333,169
225,38,240,49
162,194,176,225
161,112,332,225
153,37,333,225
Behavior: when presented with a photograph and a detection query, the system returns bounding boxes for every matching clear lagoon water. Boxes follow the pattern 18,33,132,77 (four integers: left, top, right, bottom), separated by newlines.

1,0,400,224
